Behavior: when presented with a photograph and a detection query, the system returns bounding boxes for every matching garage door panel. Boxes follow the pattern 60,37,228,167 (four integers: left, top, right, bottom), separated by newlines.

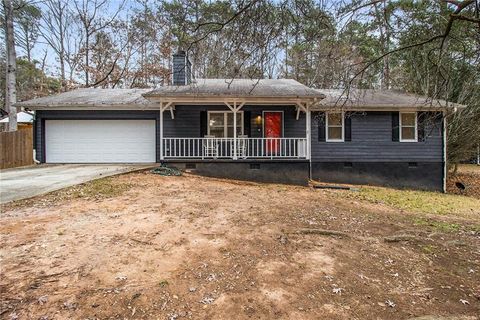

45,120,156,163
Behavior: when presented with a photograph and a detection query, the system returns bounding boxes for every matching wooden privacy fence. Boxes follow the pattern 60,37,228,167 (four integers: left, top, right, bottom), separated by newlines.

0,129,34,169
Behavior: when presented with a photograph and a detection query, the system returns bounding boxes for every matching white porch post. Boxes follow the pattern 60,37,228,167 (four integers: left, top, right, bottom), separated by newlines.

159,101,173,161
306,105,311,160
159,101,164,160
296,102,310,160
233,101,237,160
225,101,245,160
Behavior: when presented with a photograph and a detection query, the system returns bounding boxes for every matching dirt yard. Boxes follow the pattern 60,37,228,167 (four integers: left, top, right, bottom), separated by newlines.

1,171,479,320
448,164,480,199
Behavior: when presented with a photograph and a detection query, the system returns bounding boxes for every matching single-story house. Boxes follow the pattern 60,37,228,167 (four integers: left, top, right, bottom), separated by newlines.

15,51,459,191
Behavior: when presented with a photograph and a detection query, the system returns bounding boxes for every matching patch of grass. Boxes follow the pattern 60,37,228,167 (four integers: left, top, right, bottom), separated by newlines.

421,244,437,254
68,177,131,199
413,217,461,232
343,186,480,216
455,164,480,175
2,176,131,211
158,280,169,287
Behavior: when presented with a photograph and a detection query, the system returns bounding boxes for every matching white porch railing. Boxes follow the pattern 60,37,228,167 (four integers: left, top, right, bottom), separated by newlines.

162,137,307,159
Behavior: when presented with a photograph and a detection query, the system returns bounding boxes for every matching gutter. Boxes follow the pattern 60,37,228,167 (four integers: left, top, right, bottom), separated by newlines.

311,105,462,112
13,103,159,111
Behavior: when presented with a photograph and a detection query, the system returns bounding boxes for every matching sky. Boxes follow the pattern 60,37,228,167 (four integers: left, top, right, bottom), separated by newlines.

20,0,352,82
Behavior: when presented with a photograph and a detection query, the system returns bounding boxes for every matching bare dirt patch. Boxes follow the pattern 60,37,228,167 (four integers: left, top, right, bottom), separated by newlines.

1,172,479,319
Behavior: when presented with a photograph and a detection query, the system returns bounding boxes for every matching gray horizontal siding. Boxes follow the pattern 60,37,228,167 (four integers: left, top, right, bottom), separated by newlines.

164,106,200,137
164,105,305,138
35,108,440,164
35,106,306,163
35,110,160,163
311,111,443,162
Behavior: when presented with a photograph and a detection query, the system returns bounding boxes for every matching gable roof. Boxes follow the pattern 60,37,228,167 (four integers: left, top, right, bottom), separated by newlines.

316,89,463,110
15,80,324,109
144,79,324,99
14,85,462,111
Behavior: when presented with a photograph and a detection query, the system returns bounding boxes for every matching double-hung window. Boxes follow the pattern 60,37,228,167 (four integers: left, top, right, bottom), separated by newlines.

208,111,243,138
326,111,344,142
400,112,417,142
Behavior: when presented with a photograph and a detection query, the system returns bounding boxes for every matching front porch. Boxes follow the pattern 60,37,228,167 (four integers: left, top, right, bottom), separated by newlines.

158,103,313,161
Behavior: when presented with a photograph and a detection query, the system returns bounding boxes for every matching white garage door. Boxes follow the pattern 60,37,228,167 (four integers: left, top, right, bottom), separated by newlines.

45,120,156,163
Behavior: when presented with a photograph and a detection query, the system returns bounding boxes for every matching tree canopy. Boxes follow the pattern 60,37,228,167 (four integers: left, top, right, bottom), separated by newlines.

1,0,479,162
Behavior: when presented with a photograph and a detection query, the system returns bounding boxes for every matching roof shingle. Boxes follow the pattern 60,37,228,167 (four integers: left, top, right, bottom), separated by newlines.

14,85,462,110
317,89,461,109
15,88,152,108
143,79,324,98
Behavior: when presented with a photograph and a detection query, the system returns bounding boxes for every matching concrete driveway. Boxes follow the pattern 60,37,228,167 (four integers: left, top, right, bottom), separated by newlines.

0,164,154,204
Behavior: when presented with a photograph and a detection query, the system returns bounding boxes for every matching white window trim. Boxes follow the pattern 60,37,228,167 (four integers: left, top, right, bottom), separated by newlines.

399,112,418,142
326,111,344,142
207,111,244,138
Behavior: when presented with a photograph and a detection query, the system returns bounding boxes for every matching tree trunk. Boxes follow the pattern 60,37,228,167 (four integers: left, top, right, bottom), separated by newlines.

40,50,48,92
375,1,390,90
382,0,390,90
60,50,66,89
3,0,17,131
59,8,66,89
25,28,32,63
85,32,90,86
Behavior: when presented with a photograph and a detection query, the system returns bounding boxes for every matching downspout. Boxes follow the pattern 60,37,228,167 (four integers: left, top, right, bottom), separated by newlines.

33,151,40,164
233,101,237,160
159,101,164,163
26,108,40,164
306,105,312,181
442,110,447,193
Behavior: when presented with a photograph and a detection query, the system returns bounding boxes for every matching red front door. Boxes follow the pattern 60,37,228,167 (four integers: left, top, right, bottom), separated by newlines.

264,112,282,154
